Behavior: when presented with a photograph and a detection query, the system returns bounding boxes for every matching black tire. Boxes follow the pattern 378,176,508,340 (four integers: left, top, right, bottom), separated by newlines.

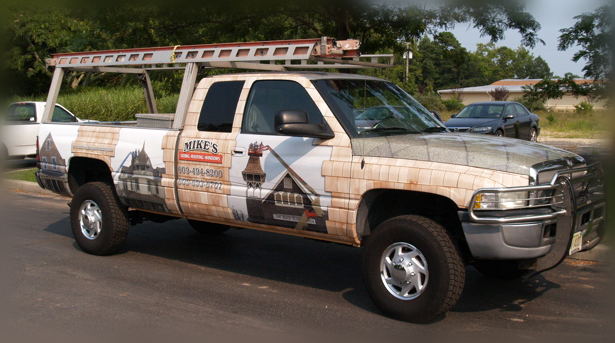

494,129,504,137
187,219,229,235
529,127,538,142
362,215,465,323
70,182,129,256
473,260,528,280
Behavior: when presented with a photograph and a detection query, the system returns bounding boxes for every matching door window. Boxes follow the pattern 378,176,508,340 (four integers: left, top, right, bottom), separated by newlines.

242,80,325,135
504,105,516,118
197,81,245,132
513,104,529,116
52,106,75,122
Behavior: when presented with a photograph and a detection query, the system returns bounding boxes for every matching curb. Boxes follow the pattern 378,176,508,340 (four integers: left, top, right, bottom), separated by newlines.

3,179,56,196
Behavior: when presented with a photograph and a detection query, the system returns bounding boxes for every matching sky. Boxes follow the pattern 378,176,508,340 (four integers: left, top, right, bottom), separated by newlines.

449,0,607,78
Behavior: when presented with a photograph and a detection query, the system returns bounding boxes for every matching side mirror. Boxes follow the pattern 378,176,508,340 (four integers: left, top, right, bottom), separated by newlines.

275,110,334,139
451,114,457,118
504,114,514,120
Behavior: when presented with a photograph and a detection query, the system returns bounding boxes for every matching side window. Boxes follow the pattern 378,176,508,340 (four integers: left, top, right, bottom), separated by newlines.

504,105,516,118
514,104,529,116
51,106,75,123
6,104,36,122
197,81,245,132
242,80,325,135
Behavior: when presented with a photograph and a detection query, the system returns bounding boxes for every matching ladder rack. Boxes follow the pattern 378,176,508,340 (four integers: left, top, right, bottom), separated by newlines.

46,37,394,71
41,37,395,129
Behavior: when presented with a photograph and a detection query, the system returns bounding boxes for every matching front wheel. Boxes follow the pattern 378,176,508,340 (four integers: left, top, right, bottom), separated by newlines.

70,182,129,255
362,215,465,323
494,129,504,137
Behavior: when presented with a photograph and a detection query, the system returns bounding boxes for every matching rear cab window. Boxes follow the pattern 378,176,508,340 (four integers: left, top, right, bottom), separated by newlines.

198,81,245,132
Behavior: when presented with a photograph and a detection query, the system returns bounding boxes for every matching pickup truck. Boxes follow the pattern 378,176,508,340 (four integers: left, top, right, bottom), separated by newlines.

35,41,606,323
1,101,81,159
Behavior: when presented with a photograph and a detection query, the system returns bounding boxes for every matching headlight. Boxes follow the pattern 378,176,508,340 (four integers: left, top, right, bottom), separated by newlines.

474,191,528,210
470,126,492,133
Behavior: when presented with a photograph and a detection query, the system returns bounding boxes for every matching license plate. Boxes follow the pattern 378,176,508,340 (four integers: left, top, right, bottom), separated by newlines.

569,231,584,255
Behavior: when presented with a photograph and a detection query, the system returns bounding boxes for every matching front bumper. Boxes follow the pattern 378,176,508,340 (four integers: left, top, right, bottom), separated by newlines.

461,163,606,261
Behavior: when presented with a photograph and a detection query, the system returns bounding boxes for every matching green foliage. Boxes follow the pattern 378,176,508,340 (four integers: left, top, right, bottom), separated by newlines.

5,1,544,96
558,3,613,87
522,73,596,110
546,113,556,124
442,96,465,112
414,91,445,112
9,86,178,121
514,96,546,112
574,101,594,114
535,110,608,138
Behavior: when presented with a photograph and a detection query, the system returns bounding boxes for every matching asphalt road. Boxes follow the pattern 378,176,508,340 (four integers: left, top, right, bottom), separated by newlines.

2,191,612,341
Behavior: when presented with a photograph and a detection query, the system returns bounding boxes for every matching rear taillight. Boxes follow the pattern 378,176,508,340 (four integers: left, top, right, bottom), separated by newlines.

36,136,40,162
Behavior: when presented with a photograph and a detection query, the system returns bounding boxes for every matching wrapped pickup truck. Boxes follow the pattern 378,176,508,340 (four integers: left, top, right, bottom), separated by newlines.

35,38,606,323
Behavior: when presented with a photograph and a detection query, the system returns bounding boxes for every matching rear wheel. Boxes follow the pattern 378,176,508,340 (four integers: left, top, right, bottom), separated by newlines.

188,219,229,235
529,127,538,142
362,215,465,323
70,182,129,255
473,260,528,280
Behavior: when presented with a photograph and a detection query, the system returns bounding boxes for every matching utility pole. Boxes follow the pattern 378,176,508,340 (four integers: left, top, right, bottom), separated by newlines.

404,41,413,84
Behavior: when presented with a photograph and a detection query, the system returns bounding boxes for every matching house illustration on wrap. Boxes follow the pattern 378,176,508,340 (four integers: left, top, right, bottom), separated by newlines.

38,133,70,195
116,144,168,213
242,142,328,233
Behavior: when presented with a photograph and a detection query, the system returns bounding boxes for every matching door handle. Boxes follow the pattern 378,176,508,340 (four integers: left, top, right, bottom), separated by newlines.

232,147,246,157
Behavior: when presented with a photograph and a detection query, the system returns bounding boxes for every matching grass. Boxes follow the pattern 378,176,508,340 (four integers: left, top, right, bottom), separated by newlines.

535,110,611,139
9,87,611,139
9,86,179,122
4,168,37,182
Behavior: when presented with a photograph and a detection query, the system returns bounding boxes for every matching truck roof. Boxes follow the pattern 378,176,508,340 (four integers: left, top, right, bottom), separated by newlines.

207,72,385,82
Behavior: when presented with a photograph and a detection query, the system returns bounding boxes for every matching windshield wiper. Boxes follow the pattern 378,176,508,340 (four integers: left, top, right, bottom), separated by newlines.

368,127,420,134
422,127,449,133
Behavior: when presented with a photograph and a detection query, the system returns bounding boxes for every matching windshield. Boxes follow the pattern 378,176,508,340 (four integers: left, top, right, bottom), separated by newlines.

316,79,446,136
456,104,504,119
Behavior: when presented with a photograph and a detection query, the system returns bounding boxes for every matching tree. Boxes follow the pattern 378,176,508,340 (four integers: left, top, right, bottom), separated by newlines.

489,87,510,101
5,0,545,96
559,4,613,82
522,73,594,109
558,4,612,98
471,43,552,84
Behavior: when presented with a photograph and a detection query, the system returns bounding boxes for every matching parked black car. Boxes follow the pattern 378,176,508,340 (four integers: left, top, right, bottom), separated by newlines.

444,101,540,141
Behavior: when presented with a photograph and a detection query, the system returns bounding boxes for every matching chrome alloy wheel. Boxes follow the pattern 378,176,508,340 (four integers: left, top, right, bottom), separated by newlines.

530,128,537,142
79,200,103,240
380,242,429,300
